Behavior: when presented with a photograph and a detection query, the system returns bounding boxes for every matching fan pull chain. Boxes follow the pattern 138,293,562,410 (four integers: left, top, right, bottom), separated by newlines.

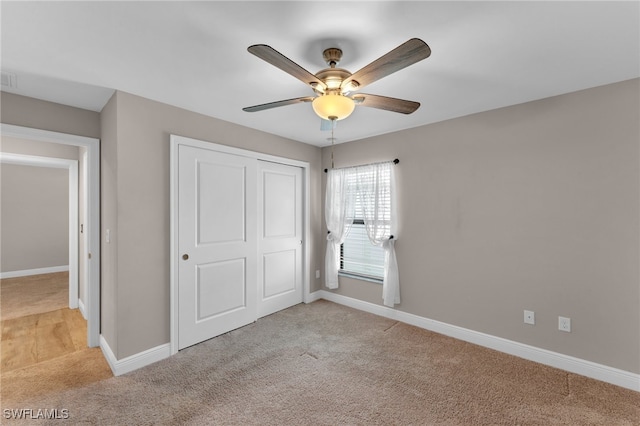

331,122,334,169
330,117,336,169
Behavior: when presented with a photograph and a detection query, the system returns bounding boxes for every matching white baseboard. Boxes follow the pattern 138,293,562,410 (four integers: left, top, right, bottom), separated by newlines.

313,290,640,392
0,265,69,279
99,335,171,376
78,299,87,320
304,289,324,304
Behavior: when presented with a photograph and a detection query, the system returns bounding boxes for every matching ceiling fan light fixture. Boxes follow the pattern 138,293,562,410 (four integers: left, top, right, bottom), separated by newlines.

341,80,359,94
312,93,355,121
244,39,430,122
310,82,325,94
325,77,342,90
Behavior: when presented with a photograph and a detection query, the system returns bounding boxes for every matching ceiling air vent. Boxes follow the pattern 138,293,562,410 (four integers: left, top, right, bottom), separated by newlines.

1,72,17,88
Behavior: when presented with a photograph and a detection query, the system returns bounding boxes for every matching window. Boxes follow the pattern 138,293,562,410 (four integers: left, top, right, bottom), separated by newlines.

339,166,391,281
340,220,385,280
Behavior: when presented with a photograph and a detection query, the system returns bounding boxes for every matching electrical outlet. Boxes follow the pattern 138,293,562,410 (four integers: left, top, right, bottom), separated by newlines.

315,270,320,279
524,310,535,325
558,316,571,332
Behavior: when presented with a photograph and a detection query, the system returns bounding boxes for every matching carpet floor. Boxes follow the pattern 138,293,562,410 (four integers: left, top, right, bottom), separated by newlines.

1,300,638,425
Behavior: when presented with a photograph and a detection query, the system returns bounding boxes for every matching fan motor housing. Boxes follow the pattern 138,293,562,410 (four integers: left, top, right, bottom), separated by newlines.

314,68,352,93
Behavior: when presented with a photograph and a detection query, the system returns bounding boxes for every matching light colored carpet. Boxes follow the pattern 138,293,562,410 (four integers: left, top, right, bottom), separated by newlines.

1,272,68,320
1,300,638,424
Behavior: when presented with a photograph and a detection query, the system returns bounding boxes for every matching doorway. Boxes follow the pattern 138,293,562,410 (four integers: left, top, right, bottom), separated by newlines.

0,124,100,346
0,154,78,309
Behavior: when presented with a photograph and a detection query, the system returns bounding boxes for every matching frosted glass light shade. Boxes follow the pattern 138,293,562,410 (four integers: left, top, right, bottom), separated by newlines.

312,93,355,121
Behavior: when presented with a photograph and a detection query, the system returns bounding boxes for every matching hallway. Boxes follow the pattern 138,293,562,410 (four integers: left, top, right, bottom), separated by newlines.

1,274,112,407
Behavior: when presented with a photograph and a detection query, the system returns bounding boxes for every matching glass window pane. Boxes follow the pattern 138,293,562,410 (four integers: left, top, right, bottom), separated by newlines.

341,224,384,279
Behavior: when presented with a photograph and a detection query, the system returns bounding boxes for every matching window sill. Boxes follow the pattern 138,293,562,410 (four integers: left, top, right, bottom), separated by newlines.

338,271,383,284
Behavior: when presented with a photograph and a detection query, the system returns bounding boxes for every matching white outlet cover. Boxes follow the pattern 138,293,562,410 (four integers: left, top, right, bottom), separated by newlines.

558,316,571,332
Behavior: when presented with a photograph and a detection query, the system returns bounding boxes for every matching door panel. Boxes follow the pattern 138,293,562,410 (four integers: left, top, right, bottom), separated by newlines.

263,172,296,238
178,145,257,349
257,161,303,318
197,162,246,244
197,259,246,320
263,249,296,298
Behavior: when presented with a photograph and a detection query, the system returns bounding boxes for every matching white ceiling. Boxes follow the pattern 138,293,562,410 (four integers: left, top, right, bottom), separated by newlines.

1,1,638,147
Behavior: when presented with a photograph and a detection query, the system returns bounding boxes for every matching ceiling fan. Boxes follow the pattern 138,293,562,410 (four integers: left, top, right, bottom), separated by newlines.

242,38,431,126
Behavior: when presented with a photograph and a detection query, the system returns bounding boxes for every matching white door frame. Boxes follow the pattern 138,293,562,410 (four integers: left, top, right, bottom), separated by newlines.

0,153,78,308
80,148,90,319
0,124,101,347
169,134,311,355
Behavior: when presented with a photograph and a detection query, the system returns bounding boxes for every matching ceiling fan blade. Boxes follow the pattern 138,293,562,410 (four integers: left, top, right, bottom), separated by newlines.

342,38,431,91
243,96,314,112
352,94,420,114
248,44,327,91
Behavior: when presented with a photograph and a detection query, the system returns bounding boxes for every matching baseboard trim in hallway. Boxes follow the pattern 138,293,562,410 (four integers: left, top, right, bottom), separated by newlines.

0,265,69,279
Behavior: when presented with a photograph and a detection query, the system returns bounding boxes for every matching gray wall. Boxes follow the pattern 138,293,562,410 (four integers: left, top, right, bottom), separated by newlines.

0,163,69,272
1,136,81,159
321,78,640,374
0,92,101,139
101,91,323,359
100,92,118,354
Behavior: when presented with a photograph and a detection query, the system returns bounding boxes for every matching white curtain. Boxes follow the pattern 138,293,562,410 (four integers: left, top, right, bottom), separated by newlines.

324,168,354,289
325,162,400,306
356,163,400,307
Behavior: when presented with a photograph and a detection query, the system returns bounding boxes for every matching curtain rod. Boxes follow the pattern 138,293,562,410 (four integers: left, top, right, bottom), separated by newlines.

324,158,399,173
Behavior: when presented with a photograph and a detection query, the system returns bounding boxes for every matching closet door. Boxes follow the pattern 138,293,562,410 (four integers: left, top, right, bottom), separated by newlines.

257,161,303,318
178,145,257,350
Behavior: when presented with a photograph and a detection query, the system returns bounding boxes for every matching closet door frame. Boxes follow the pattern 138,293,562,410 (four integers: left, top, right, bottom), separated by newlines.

169,134,311,355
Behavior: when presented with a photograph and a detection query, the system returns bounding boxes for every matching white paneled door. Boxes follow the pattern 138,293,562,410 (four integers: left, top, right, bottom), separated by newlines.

257,161,303,318
178,145,257,350
177,145,303,350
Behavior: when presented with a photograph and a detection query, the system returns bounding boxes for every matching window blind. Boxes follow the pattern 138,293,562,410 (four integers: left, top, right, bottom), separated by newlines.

340,222,385,279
